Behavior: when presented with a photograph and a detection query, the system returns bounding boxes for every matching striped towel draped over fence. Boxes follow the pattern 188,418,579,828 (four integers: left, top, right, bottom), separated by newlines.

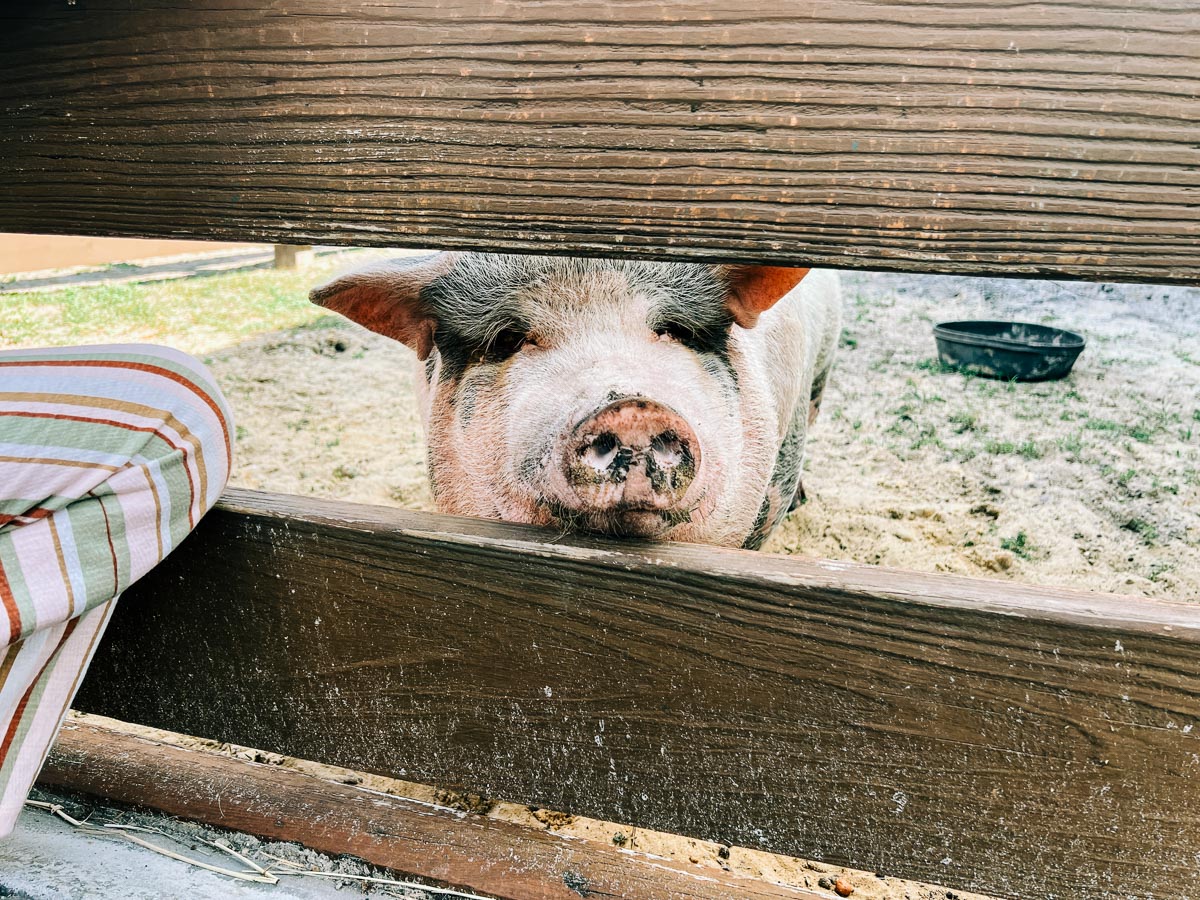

0,344,232,835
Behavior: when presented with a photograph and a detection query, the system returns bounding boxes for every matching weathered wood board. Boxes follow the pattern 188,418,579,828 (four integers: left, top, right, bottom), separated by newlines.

74,489,1200,899
41,716,822,900
2,2,1199,282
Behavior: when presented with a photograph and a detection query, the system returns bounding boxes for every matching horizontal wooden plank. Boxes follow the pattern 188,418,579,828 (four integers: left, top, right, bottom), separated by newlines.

2,2,1199,282
74,489,1200,899
40,716,820,900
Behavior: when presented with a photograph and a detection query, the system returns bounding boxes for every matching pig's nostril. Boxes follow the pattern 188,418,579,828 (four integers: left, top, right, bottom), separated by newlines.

581,431,620,471
649,431,683,468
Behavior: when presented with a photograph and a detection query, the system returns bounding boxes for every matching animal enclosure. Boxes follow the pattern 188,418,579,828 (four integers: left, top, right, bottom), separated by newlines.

2,2,1199,898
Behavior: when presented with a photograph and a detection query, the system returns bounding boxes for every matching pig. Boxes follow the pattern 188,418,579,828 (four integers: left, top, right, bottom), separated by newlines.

311,253,840,549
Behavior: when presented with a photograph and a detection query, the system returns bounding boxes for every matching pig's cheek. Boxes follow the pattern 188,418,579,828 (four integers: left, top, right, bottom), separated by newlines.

454,362,551,524
500,365,580,504
422,384,467,507
453,380,509,501
680,412,734,503
423,384,484,506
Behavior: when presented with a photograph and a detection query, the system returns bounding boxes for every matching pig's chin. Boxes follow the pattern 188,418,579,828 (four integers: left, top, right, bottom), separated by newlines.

587,508,677,539
541,501,685,540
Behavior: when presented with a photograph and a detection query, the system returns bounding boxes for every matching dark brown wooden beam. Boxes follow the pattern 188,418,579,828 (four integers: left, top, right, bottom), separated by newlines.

74,489,1200,899
41,716,820,900
2,2,1199,282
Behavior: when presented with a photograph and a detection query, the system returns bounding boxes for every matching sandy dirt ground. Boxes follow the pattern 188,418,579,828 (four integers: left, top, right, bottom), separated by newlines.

213,265,1199,600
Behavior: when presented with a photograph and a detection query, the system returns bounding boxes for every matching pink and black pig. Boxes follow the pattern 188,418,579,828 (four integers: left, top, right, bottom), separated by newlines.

311,253,840,549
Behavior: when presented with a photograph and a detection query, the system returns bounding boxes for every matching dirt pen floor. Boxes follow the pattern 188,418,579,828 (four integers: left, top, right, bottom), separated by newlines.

192,253,1199,600
3,249,1197,598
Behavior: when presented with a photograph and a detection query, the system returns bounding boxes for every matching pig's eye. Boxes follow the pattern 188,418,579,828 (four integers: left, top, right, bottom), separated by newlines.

653,318,733,355
655,323,695,343
487,328,533,359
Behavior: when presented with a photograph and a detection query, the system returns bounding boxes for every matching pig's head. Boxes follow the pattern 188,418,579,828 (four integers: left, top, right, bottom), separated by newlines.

311,253,808,545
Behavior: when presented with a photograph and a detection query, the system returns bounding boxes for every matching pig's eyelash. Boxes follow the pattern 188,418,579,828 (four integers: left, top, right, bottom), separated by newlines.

491,329,525,354
651,317,732,356
470,324,537,362
483,328,534,359
654,322,697,343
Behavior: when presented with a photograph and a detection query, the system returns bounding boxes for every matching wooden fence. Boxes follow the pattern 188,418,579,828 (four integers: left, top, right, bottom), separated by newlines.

2,1,1198,282
74,490,1200,898
3,3,1199,898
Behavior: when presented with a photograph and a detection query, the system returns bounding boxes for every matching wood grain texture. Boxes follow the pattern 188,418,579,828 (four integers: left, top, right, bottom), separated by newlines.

41,717,822,900
74,489,1200,899
2,2,1199,282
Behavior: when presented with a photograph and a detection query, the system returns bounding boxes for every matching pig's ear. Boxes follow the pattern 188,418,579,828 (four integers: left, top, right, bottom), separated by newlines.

309,253,457,360
722,266,811,329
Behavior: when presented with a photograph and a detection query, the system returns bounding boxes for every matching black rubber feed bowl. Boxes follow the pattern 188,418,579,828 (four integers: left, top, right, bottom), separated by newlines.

933,320,1085,381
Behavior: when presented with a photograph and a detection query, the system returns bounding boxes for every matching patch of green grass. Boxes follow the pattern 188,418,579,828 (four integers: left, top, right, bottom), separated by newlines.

0,250,376,352
909,424,944,451
1010,406,1044,421
1148,562,1175,584
1127,423,1154,442
840,332,859,349
981,438,1042,459
886,413,913,437
1150,476,1178,497
949,410,978,434
1057,432,1083,456
1121,517,1159,545
899,379,946,406
984,439,1017,455
1085,417,1154,443
1018,439,1043,459
914,358,957,375
1000,531,1035,559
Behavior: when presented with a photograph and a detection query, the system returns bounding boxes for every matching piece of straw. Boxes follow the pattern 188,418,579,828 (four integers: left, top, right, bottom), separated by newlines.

113,831,279,883
259,851,498,899
28,799,495,898
25,799,87,828
24,800,277,884
103,823,279,883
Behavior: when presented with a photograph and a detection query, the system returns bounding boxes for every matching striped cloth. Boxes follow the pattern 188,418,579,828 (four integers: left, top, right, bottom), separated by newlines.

0,344,232,836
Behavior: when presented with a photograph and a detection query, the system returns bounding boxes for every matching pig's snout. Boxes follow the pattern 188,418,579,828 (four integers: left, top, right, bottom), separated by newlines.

563,398,701,519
